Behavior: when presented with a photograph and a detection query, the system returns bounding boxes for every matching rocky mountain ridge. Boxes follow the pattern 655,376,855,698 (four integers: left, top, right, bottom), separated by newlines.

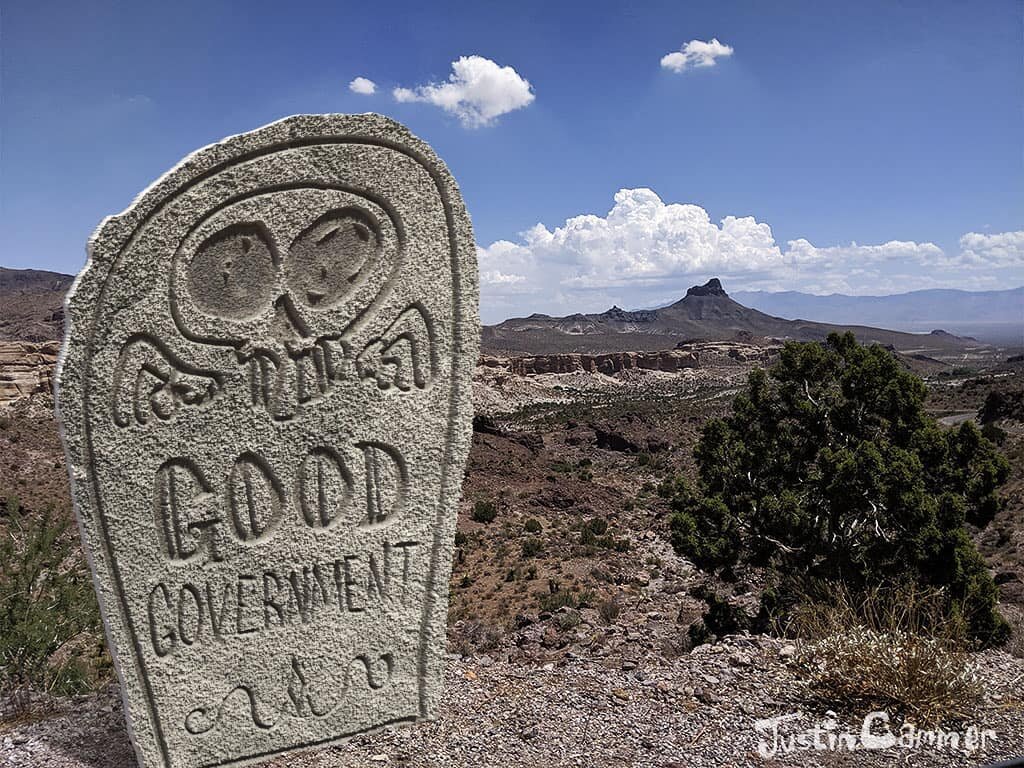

482,278,986,357
482,348,700,376
0,267,73,342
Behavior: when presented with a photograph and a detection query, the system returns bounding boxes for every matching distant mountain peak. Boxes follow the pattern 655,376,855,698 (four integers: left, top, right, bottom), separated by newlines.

685,278,727,298
601,305,657,323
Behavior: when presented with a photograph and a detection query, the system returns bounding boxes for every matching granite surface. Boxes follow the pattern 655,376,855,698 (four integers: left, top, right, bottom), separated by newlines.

56,113,479,768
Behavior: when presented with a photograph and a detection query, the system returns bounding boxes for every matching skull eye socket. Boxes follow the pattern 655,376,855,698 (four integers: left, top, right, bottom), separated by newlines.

285,208,381,309
186,223,278,321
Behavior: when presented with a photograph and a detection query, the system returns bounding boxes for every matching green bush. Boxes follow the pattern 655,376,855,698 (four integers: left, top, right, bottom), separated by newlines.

0,500,101,697
523,518,542,534
979,390,1024,424
981,422,1007,446
539,588,594,613
471,499,498,524
687,586,750,647
596,535,630,552
521,538,544,558
669,333,1011,646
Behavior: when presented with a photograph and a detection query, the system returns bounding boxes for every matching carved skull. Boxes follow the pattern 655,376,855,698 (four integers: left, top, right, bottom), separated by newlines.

171,187,402,418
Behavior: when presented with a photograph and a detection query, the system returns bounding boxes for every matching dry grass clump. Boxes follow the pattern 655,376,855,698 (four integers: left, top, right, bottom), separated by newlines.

786,584,982,725
1,500,103,717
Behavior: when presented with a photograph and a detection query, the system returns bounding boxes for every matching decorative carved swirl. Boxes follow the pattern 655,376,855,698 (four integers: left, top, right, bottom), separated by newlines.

184,653,394,736
356,303,436,392
112,335,223,427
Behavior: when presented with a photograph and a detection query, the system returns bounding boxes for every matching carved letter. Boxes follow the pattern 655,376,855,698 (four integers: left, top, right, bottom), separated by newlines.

153,459,222,564
298,447,354,529
228,454,285,543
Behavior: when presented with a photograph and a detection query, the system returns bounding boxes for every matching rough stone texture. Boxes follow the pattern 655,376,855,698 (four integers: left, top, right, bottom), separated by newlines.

55,114,479,768
0,341,60,406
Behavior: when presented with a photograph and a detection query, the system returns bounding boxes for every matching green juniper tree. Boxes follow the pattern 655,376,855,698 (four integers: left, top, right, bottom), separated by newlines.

670,332,1010,645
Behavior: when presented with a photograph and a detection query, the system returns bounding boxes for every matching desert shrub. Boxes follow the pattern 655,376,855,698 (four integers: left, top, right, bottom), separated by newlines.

539,588,594,614
979,390,1024,424
981,422,1007,446
450,620,502,656
657,475,687,498
788,584,980,725
471,499,498,524
686,586,750,647
0,500,101,699
669,494,738,571
555,610,581,630
598,597,621,624
454,531,468,547
596,535,630,552
538,590,576,612
524,518,542,534
521,538,544,558
687,622,712,648
669,333,1010,646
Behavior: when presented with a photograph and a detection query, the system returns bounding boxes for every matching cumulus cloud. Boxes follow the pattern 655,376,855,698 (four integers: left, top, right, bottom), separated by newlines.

348,77,377,95
393,55,535,127
515,189,783,288
475,188,1023,322
661,38,734,72
959,230,1024,266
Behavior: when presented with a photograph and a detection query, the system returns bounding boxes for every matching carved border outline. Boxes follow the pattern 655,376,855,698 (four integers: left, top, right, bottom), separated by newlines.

58,115,478,768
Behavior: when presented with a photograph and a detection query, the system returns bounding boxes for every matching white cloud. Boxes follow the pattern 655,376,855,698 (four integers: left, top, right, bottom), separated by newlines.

959,230,1024,266
481,270,528,286
475,188,1024,322
661,38,734,72
349,77,377,95
393,55,535,127
481,188,783,292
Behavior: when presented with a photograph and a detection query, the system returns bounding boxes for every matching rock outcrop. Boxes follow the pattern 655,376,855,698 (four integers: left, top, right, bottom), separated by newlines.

0,341,59,406
481,349,700,376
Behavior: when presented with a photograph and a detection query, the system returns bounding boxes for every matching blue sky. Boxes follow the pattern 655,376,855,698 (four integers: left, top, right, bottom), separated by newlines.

1,0,1021,322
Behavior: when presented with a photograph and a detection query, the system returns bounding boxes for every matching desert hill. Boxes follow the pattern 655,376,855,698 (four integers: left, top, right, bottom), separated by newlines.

0,267,74,342
482,278,985,357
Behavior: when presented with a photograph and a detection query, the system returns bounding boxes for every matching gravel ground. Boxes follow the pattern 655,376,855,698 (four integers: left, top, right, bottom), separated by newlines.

3,637,1022,768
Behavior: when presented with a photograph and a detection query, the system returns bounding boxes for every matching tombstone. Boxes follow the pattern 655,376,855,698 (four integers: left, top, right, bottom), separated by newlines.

56,114,479,768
